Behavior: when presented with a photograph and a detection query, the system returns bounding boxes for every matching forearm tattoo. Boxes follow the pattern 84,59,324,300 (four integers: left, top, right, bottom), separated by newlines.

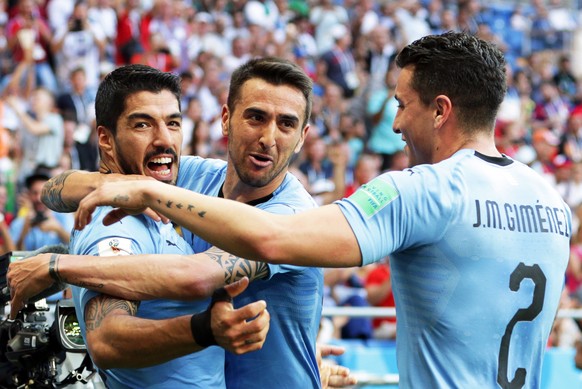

42,171,78,212
205,246,269,283
157,197,207,218
85,295,139,332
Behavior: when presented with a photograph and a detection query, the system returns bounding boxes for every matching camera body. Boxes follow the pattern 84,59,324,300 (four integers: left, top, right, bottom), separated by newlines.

0,250,91,388
70,18,83,32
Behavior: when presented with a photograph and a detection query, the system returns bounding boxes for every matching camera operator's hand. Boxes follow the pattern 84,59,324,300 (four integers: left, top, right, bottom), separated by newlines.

210,277,270,354
7,253,54,319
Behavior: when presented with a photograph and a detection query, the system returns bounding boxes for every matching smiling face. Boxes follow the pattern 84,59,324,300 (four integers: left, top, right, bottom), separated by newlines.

393,67,435,167
100,90,182,184
223,78,308,190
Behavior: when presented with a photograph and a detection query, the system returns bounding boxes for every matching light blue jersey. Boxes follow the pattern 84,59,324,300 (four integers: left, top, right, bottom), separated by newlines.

70,206,225,389
338,149,571,388
178,156,324,389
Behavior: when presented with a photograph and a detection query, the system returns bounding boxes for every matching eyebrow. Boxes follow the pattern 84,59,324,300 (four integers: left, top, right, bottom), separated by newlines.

244,107,300,125
127,112,182,121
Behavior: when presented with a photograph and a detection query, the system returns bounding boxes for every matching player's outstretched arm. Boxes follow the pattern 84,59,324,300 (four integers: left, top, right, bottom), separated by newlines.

41,170,156,213
75,179,363,268
8,249,270,318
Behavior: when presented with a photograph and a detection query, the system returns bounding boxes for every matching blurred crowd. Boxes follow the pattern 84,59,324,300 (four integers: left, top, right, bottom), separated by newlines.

1,0,582,345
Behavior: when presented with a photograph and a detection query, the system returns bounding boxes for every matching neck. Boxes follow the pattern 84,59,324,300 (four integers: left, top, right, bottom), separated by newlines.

435,128,501,163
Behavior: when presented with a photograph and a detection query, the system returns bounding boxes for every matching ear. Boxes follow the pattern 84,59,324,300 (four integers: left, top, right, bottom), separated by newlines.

97,125,114,159
294,124,310,154
221,105,229,137
433,95,452,129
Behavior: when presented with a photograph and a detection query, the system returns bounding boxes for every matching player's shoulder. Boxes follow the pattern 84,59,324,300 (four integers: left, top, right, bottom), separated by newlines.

179,155,226,170
178,156,226,188
266,172,317,213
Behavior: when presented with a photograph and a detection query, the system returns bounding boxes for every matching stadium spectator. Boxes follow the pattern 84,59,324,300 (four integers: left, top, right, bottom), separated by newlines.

143,0,187,71
561,110,582,162
317,23,360,99
87,0,117,62
364,260,396,340
530,127,560,184
51,0,106,91
181,96,210,158
344,153,381,197
114,0,144,65
6,86,64,184
9,169,72,251
366,61,404,171
5,0,57,94
309,0,349,55
533,80,571,134
553,55,577,103
362,24,397,97
56,68,98,172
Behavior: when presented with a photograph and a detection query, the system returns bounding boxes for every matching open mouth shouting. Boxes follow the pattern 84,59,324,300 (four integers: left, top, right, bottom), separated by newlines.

146,155,175,182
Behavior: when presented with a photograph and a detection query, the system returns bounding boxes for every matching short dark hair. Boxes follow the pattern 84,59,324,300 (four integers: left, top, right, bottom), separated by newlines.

95,64,181,135
395,31,506,132
25,167,51,189
227,57,313,128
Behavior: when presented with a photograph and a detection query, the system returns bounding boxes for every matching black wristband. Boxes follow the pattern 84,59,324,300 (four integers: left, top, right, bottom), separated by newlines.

48,254,62,283
190,287,233,348
190,310,215,348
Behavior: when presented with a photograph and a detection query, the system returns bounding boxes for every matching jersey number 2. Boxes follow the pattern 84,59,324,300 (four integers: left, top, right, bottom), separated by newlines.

497,262,546,389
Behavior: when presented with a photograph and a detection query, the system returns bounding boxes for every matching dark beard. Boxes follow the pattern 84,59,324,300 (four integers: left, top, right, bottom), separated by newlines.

115,143,180,185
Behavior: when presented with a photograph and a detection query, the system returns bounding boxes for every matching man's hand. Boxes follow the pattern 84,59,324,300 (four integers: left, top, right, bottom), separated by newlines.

8,253,54,319
210,277,270,354
317,343,358,388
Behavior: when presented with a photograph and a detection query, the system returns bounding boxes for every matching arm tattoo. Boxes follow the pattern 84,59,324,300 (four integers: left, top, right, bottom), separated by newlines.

156,198,205,218
205,247,269,284
58,275,104,290
41,171,78,212
84,295,139,332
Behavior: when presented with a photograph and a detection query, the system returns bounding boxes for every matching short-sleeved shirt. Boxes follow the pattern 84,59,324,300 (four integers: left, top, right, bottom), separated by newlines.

337,149,571,388
70,206,225,389
9,210,74,250
177,156,324,389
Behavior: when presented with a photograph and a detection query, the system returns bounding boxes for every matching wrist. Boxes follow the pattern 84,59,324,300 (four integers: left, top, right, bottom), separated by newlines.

190,310,216,348
190,287,232,348
48,254,63,283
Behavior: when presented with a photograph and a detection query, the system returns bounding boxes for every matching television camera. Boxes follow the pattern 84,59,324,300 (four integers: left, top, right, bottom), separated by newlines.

0,247,96,388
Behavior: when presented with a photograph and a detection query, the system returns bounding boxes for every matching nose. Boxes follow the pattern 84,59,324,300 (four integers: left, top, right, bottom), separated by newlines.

392,113,401,134
153,124,174,148
258,121,276,150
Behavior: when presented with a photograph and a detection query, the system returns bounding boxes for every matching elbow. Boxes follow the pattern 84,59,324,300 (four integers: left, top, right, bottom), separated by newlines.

172,259,220,299
181,274,217,300
250,228,286,264
86,335,117,370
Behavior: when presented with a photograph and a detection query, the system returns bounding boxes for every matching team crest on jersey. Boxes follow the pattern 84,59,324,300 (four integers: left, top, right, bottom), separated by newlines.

97,237,132,256
349,176,399,217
